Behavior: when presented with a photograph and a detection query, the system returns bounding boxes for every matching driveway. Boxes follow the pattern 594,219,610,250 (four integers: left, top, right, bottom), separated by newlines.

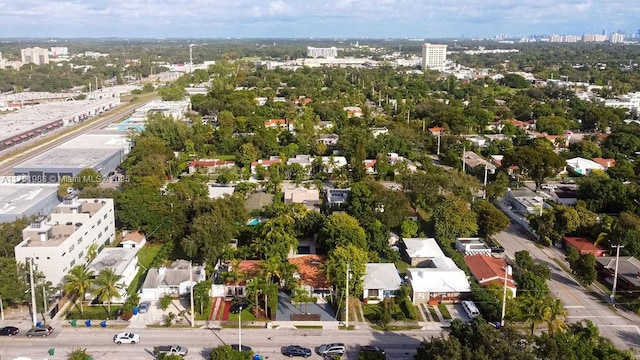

275,292,336,321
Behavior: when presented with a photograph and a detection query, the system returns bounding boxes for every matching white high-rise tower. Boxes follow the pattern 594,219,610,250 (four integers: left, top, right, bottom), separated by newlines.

422,43,447,70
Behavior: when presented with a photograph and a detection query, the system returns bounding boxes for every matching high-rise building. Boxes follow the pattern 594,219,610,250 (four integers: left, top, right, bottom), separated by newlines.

582,34,607,42
610,33,625,43
306,47,338,58
422,43,447,70
50,47,69,57
21,47,49,65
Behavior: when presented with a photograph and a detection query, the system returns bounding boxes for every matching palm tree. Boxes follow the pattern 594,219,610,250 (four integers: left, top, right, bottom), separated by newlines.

514,295,549,335
63,265,93,314
543,297,568,333
595,217,620,247
92,268,123,316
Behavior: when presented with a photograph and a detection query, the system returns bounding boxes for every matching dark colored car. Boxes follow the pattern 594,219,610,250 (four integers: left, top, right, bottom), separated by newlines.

230,300,250,314
26,326,53,338
230,344,252,352
0,326,19,336
491,246,505,253
360,345,386,356
282,345,312,357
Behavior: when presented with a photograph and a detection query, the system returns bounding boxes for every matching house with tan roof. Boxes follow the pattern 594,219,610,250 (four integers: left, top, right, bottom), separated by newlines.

119,230,146,248
464,254,516,297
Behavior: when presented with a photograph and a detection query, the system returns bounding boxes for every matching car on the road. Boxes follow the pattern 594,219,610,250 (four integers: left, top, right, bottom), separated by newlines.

282,345,312,357
229,299,250,314
26,326,53,338
317,343,346,356
153,345,188,357
230,344,252,352
0,326,19,336
491,246,505,253
138,300,151,313
360,345,386,358
113,332,140,344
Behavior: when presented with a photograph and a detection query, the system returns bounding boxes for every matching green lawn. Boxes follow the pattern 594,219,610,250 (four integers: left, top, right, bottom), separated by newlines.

428,306,439,321
227,308,258,322
438,304,452,320
128,244,162,295
211,154,236,161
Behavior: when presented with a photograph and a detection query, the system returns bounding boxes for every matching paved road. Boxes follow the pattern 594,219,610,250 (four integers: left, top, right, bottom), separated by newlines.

494,223,640,351
0,326,428,360
0,96,157,176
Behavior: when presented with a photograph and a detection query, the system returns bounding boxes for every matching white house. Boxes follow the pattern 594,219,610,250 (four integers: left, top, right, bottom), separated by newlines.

407,257,471,305
14,196,116,286
325,188,351,207
119,230,146,249
139,260,206,301
87,247,139,302
455,238,491,256
369,127,389,138
320,156,347,173
362,263,402,303
402,238,446,267
318,134,339,146
566,157,606,175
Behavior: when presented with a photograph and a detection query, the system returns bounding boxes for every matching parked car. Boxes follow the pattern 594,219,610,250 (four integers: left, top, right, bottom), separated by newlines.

491,246,505,253
230,344,252,352
317,343,346,356
26,326,53,338
138,301,151,313
360,345,386,358
282,345,312,357
113,332,140,344
154,345,188,357
0,326,19,336
230,300,250,314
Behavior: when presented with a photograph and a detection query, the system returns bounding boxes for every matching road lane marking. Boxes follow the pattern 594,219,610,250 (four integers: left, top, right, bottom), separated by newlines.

564,306,586,309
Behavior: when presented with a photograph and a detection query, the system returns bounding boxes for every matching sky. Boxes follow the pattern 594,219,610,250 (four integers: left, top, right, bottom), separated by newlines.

0,0,639,39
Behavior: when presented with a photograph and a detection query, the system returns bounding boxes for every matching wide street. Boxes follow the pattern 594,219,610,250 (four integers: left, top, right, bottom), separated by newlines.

494,222,640,351
0,326,430,360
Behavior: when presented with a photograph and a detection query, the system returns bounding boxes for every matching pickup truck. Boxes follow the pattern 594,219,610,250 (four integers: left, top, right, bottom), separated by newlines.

153,345,188,357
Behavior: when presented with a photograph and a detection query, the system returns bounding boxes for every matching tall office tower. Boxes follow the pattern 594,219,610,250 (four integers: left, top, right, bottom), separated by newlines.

421,43,447,70
21,47,49,65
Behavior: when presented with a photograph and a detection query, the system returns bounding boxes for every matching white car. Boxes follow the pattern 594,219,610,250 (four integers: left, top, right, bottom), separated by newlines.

113,332,140,344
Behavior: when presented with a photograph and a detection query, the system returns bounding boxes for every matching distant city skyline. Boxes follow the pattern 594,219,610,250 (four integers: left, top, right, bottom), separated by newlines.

0,1,638,39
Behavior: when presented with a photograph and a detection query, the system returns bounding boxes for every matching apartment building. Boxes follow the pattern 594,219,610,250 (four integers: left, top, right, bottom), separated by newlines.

422,43,447,70
307,47,338,58
14,196,116,286
21,47,50,65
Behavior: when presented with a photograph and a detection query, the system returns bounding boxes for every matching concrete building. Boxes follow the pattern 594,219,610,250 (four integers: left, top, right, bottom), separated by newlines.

506,187,547,216
284,186,320,211
0,97,120,151
87,247,139,302
455,238,491,256
140,260,206,301
566,157,606,175
402,238,446,267
21,47,49,65
610,33,625,43
14,197,116,286
307,47,338,58
325,188,351,207
582,34,607,42
13,132,131,182
407,257,471,305
50,47,69,57
362,263,402,302
0,181,60,223
422,43,447,70
129,99,190,122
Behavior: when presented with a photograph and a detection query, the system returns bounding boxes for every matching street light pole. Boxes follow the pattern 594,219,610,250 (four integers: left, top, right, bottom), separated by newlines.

238,305,242,348
0,294,4,321
345,263,350,329
189,261,195,327
500,265,512,327
29,258,37,327
611,244,624,303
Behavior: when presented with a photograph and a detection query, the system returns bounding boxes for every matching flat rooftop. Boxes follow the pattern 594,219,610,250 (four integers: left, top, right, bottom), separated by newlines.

57,132,130,150
0,183,59,217
0,98,119,139
88,248,138,277
14,147,120,170
0,91,71,102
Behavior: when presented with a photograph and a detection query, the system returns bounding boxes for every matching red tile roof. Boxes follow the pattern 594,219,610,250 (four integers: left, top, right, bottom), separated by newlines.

428,127,444,135
226,260,262,286
564,237,605,254
592,158,616,168
265,119,286,127
464,255,516,289
288,255,331,290
189,159,235,167
251,159,282,167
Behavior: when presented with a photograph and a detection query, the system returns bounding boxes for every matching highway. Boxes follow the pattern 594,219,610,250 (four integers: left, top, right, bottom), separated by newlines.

0,96,158,177
494,223,640,351
0,326,428,360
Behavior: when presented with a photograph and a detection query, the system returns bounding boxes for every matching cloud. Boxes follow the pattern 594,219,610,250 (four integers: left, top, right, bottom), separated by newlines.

0,0,638,37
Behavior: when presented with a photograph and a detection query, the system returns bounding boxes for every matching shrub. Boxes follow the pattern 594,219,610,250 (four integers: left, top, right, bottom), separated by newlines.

159,294,173,311
209,345,253,360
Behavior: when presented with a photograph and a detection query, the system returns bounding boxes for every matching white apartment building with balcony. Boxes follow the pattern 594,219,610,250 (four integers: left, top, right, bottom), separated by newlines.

14,196,116,286
21,47,50,65
422,43,447,70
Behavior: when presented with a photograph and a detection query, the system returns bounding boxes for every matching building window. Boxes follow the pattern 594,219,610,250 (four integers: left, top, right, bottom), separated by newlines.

104,226,108,232
78,237,83,244
35,257,39,260
97,219,101,226
46,257,50,260
70,259,76,267
69,244,75,252
78,251,84,259
103,213,108,219
62,252,66,257
98,232,103,239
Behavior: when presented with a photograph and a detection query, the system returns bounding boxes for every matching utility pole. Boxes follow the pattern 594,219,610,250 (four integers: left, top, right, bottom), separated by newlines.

189,261,195,327
345,263,350,329
1,294,4,321
437,133,441,156
461,144,466,173
238,304,242,348
29,258,37,327
611,244,624,303
483,165,489,199
500,265,512,327
42,286,48,314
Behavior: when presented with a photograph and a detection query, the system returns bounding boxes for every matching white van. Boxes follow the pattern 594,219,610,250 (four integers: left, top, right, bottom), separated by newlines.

461,300,480,319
